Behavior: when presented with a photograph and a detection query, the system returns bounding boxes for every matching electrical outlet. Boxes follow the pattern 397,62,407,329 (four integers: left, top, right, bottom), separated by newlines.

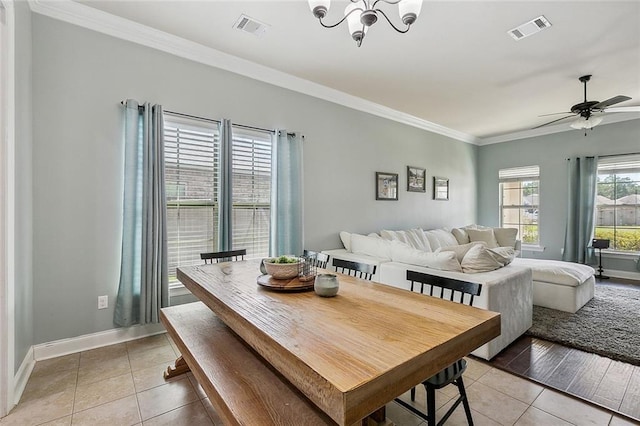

98,295,108,310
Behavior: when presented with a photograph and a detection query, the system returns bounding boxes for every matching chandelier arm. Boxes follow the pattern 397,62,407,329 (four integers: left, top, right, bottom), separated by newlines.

376,9,411,33
318,7,363,29
371,0,401,8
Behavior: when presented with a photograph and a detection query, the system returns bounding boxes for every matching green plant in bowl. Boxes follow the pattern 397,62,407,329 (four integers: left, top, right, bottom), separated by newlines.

264,256,302,279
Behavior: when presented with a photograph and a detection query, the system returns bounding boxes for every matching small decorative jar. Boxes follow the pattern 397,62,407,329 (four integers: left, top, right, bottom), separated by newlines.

314,274,339,297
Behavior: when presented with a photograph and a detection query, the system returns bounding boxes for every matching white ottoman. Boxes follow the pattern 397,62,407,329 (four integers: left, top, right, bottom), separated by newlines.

512,258,596,313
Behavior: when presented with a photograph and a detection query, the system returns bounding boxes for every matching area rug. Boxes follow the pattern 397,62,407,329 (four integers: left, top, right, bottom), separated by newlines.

525,285,640,366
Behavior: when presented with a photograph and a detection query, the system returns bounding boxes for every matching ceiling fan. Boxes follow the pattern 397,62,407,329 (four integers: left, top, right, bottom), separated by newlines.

534,75,638,131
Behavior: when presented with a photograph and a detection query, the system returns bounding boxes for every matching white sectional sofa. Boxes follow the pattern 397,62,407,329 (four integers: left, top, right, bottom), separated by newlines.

321,225,596,360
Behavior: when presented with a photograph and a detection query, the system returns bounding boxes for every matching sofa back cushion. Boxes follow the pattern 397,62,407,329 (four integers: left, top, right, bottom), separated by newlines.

351,233,393,260
466,228,499,248
493,227,518,249
390,242,462,272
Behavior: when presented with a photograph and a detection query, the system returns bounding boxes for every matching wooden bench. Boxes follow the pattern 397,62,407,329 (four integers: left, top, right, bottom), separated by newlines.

160,302,336,425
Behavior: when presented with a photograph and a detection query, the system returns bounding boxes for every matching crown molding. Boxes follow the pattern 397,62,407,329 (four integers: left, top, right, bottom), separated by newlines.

28,0,478,145
478,113,640,146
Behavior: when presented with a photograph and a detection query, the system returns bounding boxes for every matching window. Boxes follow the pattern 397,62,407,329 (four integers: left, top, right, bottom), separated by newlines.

164,115,273,284
499,166,540,246
595,155,640,252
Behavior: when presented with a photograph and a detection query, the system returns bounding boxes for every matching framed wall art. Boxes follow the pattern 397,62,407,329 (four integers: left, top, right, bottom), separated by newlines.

433,177,449,200
376,172,398,200
407,166,426,193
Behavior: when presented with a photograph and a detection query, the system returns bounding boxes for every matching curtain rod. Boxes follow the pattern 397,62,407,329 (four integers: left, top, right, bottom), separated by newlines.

599,152,640,159
120,100,289,135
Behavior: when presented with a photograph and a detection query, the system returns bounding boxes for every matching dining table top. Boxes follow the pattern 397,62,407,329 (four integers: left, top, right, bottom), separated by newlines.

177,260,501,426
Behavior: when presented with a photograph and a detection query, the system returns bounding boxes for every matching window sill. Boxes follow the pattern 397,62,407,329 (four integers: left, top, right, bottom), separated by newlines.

599,250,640,260
521,245,545,253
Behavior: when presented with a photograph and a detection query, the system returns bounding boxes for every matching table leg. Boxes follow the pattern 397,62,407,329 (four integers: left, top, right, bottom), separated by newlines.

164,355,190,379
361,406,392,426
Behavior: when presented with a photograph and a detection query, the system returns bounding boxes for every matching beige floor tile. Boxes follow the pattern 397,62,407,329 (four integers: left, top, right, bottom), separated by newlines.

201,398,224,425
21,369,78,403
79,343,128,367
131,361,183,393
610,415,640,426
435,398,500,426
478,368,544,404
39,415,73,425
187,373,207,400
394,386,453,414
71,394,140,425
73,372,135,412
77,355,131,386
136,377,198,421
464,381,529,425
126,333,170,355
31,354,80,379
385,401,424,426
142,400,213,426
514,406,573,426
0,388,75,426
129,345,177,372
532,389,612,426
464,357,492,381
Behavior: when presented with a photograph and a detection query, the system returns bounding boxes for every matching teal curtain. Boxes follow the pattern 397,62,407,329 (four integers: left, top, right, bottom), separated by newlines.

218,119,233,251
114,100,169,327
270,131,304,256
562,156,598,264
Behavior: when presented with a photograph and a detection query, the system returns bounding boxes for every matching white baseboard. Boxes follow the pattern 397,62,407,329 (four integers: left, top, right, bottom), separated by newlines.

13,346,34,405
603,268,640,281
33,323,166,361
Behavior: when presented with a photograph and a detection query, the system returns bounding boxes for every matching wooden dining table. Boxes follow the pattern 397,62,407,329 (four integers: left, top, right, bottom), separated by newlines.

176,260,501,426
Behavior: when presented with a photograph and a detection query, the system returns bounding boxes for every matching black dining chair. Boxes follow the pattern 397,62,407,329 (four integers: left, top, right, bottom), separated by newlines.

200,249,247,264
394,270,482,426
303,249,330,269
332,258,376,280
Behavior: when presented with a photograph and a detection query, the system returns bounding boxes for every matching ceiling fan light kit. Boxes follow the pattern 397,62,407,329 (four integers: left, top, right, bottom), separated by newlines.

308,0,422,47
535,74,634,134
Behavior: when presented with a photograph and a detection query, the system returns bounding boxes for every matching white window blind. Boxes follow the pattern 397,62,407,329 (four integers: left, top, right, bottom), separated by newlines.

164,115,220,283
231,127,272,259
499,165,540,181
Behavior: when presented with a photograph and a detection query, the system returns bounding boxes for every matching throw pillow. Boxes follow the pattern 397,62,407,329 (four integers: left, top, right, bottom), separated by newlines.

488,246,516,266
432,229,459,247
439,242,486,262
340,231,352,252
466,228,499,248
351,233,393,260
460,244,504,273
390,241,462,272
492,227,518,249
406,228,432,252
451,228,470,245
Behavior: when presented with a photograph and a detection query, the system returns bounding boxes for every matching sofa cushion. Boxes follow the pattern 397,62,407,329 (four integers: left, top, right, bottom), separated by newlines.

340,231,352,252
438,242,485,262
451,228,470,245
391,241,462,272
461,244,504,273
424,229,458,250
489,247,516,265
351,233,393,260
493,227,518,249
466,228,499,248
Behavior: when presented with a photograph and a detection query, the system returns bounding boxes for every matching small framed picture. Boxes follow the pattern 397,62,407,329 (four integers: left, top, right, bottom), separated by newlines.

433,177,449,200
407,166,426,193
376,172,398,201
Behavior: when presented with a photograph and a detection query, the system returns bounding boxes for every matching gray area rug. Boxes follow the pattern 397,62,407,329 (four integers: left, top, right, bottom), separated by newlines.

525,285,640,366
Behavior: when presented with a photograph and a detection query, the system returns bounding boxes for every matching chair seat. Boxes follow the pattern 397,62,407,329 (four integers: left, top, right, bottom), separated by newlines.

425,359,466,388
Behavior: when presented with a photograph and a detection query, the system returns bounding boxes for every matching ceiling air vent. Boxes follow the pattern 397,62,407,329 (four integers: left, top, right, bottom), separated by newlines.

233,14,269,37
508,15,551,40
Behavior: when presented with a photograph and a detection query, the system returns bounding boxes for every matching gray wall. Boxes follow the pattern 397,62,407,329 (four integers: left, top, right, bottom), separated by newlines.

477,119,640,272
13,1,34,373
31,15,477,344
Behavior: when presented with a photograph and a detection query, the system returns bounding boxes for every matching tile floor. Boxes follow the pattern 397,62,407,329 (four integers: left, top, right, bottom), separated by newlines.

0,334,636,426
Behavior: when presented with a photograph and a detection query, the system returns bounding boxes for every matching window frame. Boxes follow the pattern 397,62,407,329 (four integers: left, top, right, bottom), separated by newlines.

498,166,541,249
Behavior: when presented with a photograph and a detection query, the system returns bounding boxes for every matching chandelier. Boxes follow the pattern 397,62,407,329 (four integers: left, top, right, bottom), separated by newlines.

308,0,423,47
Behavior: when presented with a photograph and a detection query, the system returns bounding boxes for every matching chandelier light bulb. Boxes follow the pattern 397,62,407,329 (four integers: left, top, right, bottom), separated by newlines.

308,0,331,19
570,115,603,130
398,0,422,25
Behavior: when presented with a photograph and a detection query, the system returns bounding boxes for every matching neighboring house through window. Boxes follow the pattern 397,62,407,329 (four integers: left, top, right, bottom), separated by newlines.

499,165,540,247
595,155,640,252
164,113,272,284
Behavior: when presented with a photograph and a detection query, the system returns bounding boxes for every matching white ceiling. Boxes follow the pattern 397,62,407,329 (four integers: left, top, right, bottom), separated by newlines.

69,0,640,142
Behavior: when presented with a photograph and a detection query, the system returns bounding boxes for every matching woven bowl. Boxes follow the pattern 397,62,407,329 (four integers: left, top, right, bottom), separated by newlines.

264,258,302,280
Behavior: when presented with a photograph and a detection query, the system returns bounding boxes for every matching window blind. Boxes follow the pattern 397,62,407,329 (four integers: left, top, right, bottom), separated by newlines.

598,154,640,173
499,165,540,181
164,117,220,283
231,127,272,259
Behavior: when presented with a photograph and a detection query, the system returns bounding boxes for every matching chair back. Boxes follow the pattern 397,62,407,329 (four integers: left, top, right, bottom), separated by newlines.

406,270,481,306
332,258,377,281
303,249,330,269
201,249,247,264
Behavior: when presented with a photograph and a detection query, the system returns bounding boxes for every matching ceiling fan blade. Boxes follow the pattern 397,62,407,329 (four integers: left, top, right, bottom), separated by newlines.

592,95,632,109
603,106,640,113
538,112,572,117
532,115,576,129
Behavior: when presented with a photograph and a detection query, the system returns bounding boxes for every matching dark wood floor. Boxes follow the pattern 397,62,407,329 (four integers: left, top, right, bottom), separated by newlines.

487,279,640,422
